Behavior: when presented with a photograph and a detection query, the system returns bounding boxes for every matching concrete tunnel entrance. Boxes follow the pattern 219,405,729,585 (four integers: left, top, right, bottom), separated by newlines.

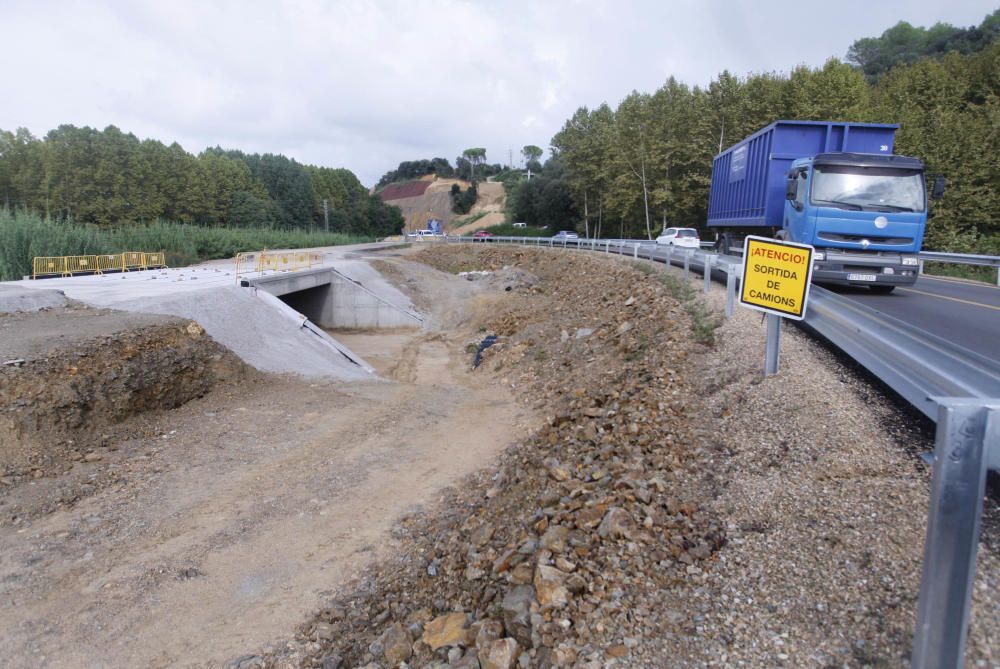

277,283,330,327
247,268,423,330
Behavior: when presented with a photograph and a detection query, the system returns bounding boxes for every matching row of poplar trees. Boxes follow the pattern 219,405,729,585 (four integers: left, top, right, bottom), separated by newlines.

551,23,1000,252
0,125,403,237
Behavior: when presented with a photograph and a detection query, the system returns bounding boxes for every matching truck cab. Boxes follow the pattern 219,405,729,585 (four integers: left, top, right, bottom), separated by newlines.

707,120,943,294
784,153,930,293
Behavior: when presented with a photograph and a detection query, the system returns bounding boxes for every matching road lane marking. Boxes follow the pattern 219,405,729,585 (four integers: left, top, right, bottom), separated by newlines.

920,274,1000,290
898,287,1000,312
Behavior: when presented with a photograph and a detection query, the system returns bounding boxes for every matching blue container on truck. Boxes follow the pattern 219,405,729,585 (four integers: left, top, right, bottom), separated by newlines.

708,120,942,293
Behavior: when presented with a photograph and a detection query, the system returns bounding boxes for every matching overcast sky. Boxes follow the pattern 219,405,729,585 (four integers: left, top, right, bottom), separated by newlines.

2,1,995,185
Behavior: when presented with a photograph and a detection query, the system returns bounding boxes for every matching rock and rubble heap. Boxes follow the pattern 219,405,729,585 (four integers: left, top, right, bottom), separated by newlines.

257,245,999,668
259,247,727,669
0,304,251,483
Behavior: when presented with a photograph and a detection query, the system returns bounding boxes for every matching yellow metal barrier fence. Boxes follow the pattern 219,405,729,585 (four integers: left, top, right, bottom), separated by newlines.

31,251,168,279
32,256,68,278
234,250,323,281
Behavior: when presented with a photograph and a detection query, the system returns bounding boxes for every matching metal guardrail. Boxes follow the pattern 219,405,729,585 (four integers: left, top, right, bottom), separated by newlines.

804,288,1000,419
448,233,999,669
32,251,166,279
919,250,1000,285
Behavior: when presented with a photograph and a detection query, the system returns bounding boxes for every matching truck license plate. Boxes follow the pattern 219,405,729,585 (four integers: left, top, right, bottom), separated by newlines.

848,273,877,282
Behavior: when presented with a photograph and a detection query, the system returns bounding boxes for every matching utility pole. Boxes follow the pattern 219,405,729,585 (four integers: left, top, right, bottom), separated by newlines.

322,199,329,232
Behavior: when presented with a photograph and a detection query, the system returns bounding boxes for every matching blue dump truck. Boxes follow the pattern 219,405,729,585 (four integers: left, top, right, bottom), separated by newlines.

708,120,944,293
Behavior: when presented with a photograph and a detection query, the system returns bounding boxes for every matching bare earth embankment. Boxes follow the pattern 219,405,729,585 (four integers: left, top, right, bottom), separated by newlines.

2,245,997,668
0,255,534,668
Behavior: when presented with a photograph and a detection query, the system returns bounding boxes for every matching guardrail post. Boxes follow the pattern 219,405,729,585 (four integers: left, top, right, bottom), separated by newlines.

683,252,690,281
648,244,655,261
605,240,610,254
911,399,999,669
633,244,638,259
764,314,781,375
703,254,714,294
726,267,736,317
665,246,672,268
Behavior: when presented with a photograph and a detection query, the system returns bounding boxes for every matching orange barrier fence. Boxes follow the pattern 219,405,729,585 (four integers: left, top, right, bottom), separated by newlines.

32,252,167,279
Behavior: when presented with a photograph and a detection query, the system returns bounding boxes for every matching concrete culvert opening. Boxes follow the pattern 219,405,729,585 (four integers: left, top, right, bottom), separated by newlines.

275,283,330,326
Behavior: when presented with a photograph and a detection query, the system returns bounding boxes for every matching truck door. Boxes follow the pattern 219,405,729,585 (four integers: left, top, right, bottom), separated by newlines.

784,168,811,243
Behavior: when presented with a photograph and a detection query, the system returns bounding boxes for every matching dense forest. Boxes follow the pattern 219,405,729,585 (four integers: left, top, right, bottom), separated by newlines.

517,10,1000,252
0,125,404,237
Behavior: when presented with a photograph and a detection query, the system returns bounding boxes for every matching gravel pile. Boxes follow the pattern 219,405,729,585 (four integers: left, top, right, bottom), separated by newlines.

254,246,999,668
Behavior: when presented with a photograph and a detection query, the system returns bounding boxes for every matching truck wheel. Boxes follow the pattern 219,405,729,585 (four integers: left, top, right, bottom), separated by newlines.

870,285,895,294
717,233,732,254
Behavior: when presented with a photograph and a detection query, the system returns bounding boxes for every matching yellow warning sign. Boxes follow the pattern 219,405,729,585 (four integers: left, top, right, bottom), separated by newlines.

739,236,815,320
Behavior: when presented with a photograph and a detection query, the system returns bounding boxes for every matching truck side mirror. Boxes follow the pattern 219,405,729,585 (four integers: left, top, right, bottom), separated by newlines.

931,174,945,200
785,178,797,201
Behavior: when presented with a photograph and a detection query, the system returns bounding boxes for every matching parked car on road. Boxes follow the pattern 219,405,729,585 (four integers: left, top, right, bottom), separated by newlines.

655,227,700,248
473,230,492,238
552,230,579,240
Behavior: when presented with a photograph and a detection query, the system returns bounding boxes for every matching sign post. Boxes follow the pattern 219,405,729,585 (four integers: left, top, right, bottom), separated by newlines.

738,236,815,376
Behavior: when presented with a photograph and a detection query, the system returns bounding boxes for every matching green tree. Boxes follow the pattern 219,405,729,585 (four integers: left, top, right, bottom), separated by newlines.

521,145,543,172
461,148,487,182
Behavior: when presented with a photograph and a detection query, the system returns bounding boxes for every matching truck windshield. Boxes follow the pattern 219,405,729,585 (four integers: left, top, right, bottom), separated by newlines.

811,165,925,213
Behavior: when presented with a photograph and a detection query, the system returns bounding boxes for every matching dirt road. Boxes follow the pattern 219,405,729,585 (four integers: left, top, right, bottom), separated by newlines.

0,256,534,668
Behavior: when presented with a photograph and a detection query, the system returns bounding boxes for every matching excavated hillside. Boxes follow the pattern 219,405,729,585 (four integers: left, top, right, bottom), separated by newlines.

380,177,507,234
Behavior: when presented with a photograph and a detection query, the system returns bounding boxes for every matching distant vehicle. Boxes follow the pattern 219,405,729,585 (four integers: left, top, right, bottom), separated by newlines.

656,227,700,248
473,230,492,238
512,222,527,228
406,229,441,240
552,230,579,240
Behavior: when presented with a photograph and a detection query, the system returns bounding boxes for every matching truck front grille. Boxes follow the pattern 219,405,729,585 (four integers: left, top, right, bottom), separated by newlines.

817,232,913,245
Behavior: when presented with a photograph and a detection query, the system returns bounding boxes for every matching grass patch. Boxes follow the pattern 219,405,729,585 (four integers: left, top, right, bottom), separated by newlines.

0,210,370,280
629,261,656,275
456,212,489,228
659,271,722,346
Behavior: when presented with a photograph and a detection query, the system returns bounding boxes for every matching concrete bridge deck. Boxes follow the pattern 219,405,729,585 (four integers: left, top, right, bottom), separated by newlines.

1,243,420,380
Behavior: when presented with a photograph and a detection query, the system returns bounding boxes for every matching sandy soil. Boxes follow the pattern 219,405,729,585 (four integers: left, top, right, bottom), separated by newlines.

383,177,508,235
450,212,507,236
0,256,536,668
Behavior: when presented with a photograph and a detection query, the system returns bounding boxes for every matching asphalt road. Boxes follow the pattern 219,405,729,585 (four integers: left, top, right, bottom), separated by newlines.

832,275,1000,361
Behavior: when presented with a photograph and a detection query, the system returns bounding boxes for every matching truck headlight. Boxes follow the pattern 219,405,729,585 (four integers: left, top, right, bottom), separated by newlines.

813,251,825,261
901,257,919,266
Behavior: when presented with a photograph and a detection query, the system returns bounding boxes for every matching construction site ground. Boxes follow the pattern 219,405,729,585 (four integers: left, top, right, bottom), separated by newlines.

0,245,997,668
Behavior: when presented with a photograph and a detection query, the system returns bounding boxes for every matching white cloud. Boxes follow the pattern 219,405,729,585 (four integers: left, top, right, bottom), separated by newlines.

1,0,994,185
